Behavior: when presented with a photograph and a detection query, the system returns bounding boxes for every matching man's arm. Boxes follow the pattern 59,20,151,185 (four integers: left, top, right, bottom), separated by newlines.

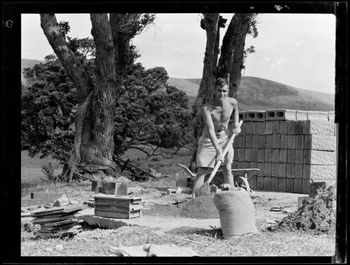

230,98,241,134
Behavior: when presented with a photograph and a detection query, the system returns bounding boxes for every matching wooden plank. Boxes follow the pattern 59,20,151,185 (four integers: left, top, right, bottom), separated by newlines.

33,214,74,224
31,207,64,217
42,219,76,228
95,209,141,219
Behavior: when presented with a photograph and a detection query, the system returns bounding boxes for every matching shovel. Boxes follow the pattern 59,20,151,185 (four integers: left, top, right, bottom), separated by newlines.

195,120,243,197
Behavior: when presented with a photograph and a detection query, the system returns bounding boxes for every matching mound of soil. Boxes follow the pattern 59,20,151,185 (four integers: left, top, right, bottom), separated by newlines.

269,185,336,235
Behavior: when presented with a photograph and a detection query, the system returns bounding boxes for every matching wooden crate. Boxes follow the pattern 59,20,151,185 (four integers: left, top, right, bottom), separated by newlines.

94,195,142,219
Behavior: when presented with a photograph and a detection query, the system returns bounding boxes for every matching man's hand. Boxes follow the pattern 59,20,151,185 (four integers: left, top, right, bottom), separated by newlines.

232,126,241,135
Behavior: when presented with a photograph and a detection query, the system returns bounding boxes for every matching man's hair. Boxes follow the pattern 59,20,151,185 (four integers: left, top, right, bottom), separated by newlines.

215,77,228,87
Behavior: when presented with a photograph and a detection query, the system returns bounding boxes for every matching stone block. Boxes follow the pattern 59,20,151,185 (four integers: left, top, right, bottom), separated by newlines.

257,149,265,162
253,122,264,135
252,135,260,148
245,135,253,148
246,110,266,122
250,148,259,162
303,165,336,181
295,135,304,149
303,150,336,165
304,135,336,151
278,150,286,164
293,178,302,193
302,120,335,136
287,135,296,149
278,163,286,178
294,164,303,178
271,163,279,177
296,110,308,120
287,121,296,134
266,135,273,148
265,121,274,134
307,111,329,120
265,148,272,162
295,150,304,164
272,121,280,134
237,148,245,162
264,162,272,177
244,148,252,161
279,121,287,134
286,164,295,178
272,135,280,149
258,135,266,148
265,109,297,120
272,149,280,163
294,121,304,134
287,149,296,163
238,135,245,148
301,179,309,194
280,135,288,149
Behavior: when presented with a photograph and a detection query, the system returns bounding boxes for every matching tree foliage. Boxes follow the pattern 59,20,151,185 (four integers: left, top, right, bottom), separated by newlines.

21,41,193,164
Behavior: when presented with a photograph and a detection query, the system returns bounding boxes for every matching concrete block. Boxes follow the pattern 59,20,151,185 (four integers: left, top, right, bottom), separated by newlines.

245,135,253,148
264,162,272,177
239,111,247,121
237,148,245,162
294,164,303,178
295,135,304,149
287,149,296,164
303,165,336,181
279,121,287,134
280,135,288,149
250,148,259,162
245,122,254,134
264,176,271,191
232,160,238,168
244,148,252,161
278,177,286,192
278,163,286,178
295,150,304,164
307,111,329,120
257,149,265,162
272,135,280,149
294,121,304,134
301,179,309,194
287,135,296,149
286,164,295,178
265,148,272,162
257,176,264,190
328,111,335,121
238,135,245,148
266,135,273,148
272,163,279,177
272,149,280,163
303,150,336,165
272,121,280,134
270,177,278,191
296,110,308,120
253,122,263,135
287,121,296,134
258,135,266,148
240,122,246,135
304,135,336,151
265,121,274,134
252,135,259,148
279,149,287,163
266,109,297,120
293,178,302,193
246,110,266,122
302,120,335,136
257,162,265,176
286,178,294,192
242,162,251,168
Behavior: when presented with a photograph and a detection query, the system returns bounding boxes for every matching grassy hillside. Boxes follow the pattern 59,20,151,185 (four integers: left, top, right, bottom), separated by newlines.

169,76,334,111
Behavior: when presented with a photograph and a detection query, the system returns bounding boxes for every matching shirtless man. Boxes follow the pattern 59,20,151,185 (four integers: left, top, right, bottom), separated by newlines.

193,77,241,197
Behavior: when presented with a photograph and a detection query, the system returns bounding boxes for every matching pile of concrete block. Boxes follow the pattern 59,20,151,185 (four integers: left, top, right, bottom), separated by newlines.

232,109,336,194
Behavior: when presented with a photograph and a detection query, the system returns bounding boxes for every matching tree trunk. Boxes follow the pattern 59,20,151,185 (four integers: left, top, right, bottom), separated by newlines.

41,13,119,182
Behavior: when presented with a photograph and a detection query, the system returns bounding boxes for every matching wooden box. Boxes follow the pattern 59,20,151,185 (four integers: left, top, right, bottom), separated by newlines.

94,195,142,219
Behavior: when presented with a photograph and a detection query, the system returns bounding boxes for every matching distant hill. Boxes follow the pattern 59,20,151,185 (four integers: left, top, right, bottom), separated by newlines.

21,59,334,111
169,76,334,111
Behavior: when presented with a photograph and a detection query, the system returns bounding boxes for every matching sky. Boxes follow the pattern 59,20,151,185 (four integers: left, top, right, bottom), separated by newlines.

21,13,336,94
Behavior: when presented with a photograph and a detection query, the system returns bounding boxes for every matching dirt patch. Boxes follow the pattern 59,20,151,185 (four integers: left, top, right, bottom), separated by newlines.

269,185,336,235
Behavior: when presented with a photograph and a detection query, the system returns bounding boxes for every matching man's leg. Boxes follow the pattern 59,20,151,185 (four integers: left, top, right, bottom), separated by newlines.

192,167,210,198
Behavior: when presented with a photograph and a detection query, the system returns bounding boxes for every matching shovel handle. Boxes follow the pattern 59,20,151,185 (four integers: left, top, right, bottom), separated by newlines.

206,120,243,185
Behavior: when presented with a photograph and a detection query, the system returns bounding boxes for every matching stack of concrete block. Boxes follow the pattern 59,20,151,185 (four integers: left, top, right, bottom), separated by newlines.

232,109,336,194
